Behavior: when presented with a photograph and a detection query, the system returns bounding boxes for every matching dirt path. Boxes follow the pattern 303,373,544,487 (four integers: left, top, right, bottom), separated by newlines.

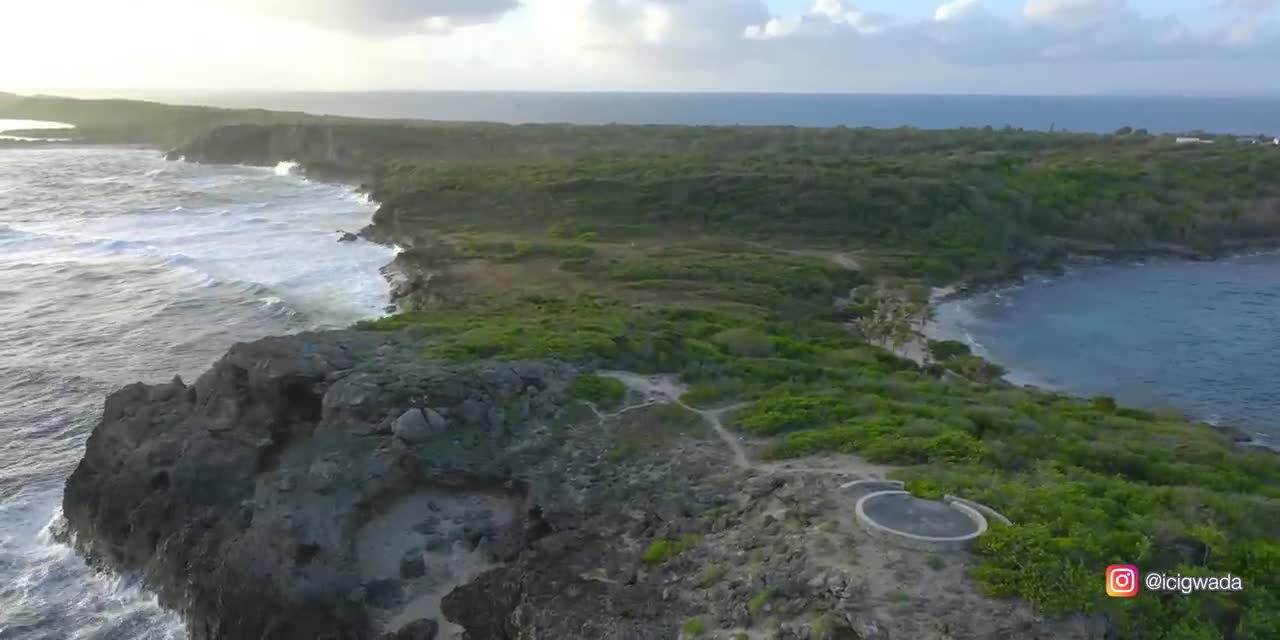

600,370,753,470
829,251,862,271
598,371,890,480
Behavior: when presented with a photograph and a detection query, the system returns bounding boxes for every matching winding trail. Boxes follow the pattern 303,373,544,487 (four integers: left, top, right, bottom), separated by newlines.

596,371,892,480
600,370,753,470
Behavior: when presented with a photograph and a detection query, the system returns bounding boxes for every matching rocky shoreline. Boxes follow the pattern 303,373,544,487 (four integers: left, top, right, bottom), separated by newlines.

56,157,1093,636
55,128,1276,639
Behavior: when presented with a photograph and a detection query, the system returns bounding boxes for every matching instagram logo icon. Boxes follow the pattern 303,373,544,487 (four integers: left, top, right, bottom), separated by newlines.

1107,565,1140,597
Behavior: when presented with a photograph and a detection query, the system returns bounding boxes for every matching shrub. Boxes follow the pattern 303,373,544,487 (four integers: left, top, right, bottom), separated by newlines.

681,618,706,637
944,354,1006,381
711,328,775,357
927,339,971,362
642,533,704,565
642,539,678,565
569,374,626,410
698,564,725,588
748,590,773,616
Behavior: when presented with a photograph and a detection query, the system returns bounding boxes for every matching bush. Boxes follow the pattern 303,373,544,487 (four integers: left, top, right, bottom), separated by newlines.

711,328,775,357
927,339,971,362
642,533,704,565
681,618,706,637
642,539,678,565
698,564,726,588
748,590,773,616
569,374,626,410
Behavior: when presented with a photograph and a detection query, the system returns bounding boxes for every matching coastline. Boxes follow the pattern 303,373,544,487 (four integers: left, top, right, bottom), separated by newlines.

918,263,1280,453
0,146,402,640
237,151,1280,455
21,102,1279,640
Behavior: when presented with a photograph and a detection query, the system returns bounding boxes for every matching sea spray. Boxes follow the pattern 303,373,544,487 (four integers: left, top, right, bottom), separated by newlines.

0,146,395,638
274,160,301,176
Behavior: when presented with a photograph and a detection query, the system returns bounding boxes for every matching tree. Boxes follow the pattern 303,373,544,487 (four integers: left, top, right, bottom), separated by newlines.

853,281,934,354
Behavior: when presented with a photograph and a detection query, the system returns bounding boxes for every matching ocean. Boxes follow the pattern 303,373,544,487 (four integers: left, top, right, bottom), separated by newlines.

64,90,1280,136
933,255,1280,449
0,143,394,639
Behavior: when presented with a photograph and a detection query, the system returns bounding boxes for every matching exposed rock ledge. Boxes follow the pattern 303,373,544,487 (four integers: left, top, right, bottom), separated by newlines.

61,331,749,639
63,331,1102,640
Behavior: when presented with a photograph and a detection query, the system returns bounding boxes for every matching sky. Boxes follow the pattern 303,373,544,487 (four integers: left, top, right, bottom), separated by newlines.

1,0,1278,95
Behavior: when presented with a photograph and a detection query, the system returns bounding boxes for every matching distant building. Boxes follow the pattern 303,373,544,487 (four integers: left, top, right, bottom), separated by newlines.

1175,137,1213,145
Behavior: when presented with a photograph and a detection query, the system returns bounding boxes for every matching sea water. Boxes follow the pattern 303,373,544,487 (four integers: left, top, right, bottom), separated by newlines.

934,255,1280,448
0,146,395,639
65,91,1280,135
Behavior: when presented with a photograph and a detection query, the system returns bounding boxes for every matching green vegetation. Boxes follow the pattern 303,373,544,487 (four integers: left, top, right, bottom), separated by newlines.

680,618,706,637
642,533,705,565
927,339,972,362
810,613,857,640
18,94,1279,638
748,589,774,616
568,374,626,410
926,554,947,571
351,116,1280,637
607,404,707,461
697,564,726,588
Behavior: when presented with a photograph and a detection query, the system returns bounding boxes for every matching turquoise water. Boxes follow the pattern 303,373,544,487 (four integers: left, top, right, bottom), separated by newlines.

935,253,1280,448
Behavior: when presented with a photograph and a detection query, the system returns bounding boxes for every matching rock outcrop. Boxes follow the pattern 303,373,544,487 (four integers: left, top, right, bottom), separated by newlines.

61,331,738,639
63,331,1104,640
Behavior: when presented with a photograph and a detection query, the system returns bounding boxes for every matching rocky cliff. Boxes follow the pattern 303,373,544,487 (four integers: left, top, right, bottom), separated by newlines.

61,331,738,639
62,329,1103,640
170,124,407,182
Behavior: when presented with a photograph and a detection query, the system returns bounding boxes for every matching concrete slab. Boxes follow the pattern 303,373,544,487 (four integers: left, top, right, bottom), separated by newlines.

862,493,980,538
854,490,989,551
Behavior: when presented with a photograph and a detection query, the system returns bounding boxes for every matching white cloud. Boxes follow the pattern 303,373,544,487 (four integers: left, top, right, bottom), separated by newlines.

2,0,1279,94
744,0,891,39
223,0,521,35
744,16,802,39
1023,0,1125,27
934,0,980,22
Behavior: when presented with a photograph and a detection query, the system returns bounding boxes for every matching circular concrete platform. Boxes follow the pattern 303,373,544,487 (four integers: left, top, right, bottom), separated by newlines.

855,490,988,551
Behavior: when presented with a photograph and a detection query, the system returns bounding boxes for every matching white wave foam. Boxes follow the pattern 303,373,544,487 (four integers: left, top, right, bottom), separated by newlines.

274,160,301,177
0,147,403,638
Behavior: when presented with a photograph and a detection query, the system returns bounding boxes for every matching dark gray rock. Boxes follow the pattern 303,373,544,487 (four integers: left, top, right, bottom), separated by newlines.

423,407,447,432
399,550,426,579
379,619,438,640
393,408,433,442
60,330,597,640
58,330,792,640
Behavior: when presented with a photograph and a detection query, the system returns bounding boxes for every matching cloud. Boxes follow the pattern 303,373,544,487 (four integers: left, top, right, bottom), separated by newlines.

744,1,891,39
225,0,521,35
934,0,981,22
10,0,1277,94
727,0,1280,68
1023,0,1125,27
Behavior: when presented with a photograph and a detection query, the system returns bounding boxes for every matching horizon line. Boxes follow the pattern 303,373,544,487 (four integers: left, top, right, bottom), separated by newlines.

9,88,1280,101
